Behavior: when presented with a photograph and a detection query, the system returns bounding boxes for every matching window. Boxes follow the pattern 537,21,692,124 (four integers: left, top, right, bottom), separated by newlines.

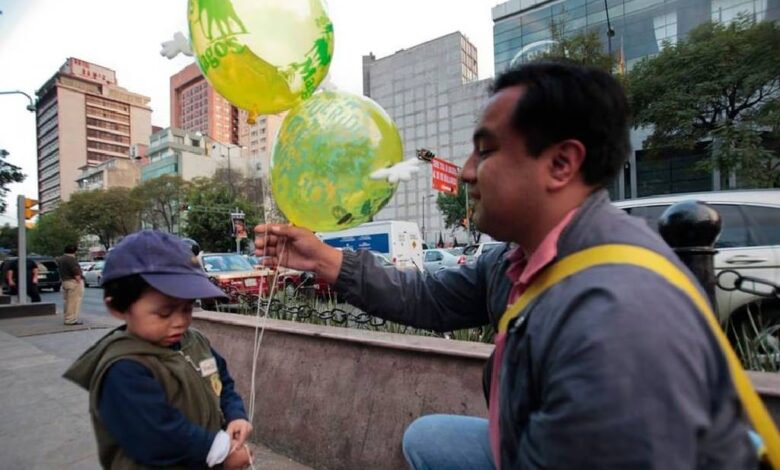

624,205,670,232
742,205,780,246
712,204,752,248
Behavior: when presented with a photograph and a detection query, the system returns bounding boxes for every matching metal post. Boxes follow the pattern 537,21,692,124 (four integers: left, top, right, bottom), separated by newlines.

421,195,426,244
658,200,721,309
16,195,27,305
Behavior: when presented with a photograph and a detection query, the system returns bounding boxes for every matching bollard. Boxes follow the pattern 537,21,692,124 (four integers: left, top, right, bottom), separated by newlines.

658,200,721,311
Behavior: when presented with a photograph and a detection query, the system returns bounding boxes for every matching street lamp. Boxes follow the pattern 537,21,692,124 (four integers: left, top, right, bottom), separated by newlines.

0,90,36,112
193,131,246,197
421,193,435,245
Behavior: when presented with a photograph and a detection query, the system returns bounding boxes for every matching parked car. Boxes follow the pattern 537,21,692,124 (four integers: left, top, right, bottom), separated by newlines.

83,260,105,287
423,248,462,274
0,256,62,292
613,189,780,327
462,242,506,265
198,253,271,308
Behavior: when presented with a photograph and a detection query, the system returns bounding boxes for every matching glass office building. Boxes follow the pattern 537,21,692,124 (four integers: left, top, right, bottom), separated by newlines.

492,0,779,198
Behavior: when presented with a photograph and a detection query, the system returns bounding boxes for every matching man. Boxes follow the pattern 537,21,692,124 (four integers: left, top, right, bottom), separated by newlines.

255,62,754,468
56,244,84,325
5,252,41,303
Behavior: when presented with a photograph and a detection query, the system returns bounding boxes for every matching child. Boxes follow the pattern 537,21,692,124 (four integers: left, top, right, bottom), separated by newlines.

65,231,253,469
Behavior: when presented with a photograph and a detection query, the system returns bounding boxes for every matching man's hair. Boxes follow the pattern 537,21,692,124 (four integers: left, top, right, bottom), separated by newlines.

103,274,151,312
64,244,78,254
490,61,631,188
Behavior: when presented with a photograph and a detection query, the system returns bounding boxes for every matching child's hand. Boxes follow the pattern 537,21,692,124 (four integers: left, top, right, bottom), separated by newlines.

226,419,253,451
223,445,252,470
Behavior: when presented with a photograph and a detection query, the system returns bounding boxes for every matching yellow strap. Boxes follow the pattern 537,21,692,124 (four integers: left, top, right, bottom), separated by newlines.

498,244,780,468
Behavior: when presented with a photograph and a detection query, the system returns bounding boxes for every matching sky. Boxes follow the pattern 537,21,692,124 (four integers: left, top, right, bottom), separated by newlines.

0,0,501,226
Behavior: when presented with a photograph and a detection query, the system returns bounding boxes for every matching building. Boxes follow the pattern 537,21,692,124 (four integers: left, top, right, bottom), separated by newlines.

492,0,779,198
34,58,152,213
238,110,285,177
363,32,486,245
75,158,141,192
170,62,240,146
141,127,252,182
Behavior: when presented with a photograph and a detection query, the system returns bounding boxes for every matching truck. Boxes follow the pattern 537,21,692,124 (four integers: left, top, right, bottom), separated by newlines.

317,221,424,271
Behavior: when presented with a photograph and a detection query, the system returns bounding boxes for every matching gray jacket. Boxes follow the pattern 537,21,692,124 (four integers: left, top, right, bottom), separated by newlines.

334,190,755,469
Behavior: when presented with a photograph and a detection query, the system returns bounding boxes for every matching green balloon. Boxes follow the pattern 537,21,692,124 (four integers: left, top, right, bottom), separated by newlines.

271,91,403,232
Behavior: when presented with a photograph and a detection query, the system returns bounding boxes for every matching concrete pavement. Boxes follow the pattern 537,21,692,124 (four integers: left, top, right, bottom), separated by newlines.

0,290,312,469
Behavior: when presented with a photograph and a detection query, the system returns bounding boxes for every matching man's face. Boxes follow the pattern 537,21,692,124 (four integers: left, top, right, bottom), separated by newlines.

110,288,194,347
462,86,547,243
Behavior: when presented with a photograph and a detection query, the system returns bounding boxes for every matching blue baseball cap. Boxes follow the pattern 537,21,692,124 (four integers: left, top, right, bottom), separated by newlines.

101,231,227,300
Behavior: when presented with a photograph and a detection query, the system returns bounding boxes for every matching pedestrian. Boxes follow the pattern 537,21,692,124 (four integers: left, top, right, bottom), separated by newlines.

64,231,253,469
57,244,84,325
5,251,41,303
254,61,756,468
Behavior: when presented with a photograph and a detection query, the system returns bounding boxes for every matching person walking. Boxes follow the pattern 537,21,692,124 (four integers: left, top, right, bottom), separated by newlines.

57,244,84,325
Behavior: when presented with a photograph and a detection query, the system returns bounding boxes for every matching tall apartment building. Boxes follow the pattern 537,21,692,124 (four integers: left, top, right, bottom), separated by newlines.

363,32,487,245
34,58,152,213
238,110,285,177
492,0,779,198
170,62,240,146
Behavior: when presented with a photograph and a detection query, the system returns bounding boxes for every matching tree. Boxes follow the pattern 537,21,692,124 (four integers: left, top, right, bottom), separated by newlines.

628,17,780,187
0,224,17,252
0,150,25,213
64,188,143,249
536,21,615,72
435,181,481,244
134,175,189,233
183,177,262,253
28,209,80,256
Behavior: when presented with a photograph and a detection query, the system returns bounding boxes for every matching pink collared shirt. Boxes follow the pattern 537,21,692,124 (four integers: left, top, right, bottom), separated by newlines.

488,208,578,468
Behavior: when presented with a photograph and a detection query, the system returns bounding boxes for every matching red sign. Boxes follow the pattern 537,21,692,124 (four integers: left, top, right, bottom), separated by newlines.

431,157,459,195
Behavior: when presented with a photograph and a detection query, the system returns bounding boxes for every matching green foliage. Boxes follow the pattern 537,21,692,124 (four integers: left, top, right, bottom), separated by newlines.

435,181,467,229
536,21,615,72
182,177,262,253
133,175,189,233
0,224,17,251
0,152,25,213
627,17,780,187
28,209,80,256
63,188,143,249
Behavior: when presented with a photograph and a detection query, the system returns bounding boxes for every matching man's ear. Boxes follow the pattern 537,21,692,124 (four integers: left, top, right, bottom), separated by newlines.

547,139,586,190
104,297,126,321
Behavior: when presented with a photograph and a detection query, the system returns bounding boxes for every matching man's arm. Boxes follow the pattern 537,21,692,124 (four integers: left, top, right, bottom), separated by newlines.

255,224,498,332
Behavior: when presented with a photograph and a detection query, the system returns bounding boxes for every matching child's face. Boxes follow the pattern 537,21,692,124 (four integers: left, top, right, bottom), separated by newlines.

108,288,194,347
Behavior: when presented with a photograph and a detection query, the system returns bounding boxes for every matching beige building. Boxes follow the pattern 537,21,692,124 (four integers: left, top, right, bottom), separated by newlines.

35,58,152,213
237,110,285,177
75,158,141,192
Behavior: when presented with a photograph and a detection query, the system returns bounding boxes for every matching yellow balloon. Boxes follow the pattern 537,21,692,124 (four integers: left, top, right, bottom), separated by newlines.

188,0,334,118
271,91,404,232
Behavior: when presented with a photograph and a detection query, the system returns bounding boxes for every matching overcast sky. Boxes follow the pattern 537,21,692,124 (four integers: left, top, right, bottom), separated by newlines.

0,0,500,225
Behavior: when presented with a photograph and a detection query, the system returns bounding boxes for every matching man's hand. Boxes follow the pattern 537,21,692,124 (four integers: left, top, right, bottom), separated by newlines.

254,224,343,284
226,419,253,451
223,445,252,470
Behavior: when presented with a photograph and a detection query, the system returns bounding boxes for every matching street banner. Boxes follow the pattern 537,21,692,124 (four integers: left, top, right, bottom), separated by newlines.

231,212,247,239
431,157,459,195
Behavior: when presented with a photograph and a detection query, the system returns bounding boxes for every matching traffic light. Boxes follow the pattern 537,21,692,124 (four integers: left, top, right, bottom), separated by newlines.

24,198,38,220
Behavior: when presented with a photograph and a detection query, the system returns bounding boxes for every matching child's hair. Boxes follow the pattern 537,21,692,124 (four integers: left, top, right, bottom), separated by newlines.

103,274,152,312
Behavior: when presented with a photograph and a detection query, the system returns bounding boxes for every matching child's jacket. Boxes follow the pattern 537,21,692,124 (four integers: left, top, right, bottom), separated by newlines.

64,327,226,469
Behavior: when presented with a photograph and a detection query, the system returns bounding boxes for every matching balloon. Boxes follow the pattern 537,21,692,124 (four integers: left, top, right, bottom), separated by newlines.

188,0,334,120
509,40,557,69
271,91,403,232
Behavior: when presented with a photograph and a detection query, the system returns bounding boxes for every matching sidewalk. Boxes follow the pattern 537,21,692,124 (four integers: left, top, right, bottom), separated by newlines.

0,311,312,469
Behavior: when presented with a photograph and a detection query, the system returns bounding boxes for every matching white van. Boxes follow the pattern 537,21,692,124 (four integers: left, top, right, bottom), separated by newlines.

318,221,424,271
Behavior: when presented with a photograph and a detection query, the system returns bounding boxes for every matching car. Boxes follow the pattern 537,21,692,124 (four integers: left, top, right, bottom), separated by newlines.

423,248,462,274
79,261,94,271
613,189,780,327
447,246,465,256
462,242,506,265
0,256,62,292
83,260,105,287
198,253,271,307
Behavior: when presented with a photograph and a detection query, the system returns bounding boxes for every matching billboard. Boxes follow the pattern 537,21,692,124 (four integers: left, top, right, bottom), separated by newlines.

431,157,459,195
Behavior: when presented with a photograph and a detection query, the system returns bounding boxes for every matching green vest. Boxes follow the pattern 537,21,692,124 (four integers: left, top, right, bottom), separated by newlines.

64,328,224,469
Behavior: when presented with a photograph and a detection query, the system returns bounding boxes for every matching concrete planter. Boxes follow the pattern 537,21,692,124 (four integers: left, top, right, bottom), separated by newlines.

194,311,780,470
